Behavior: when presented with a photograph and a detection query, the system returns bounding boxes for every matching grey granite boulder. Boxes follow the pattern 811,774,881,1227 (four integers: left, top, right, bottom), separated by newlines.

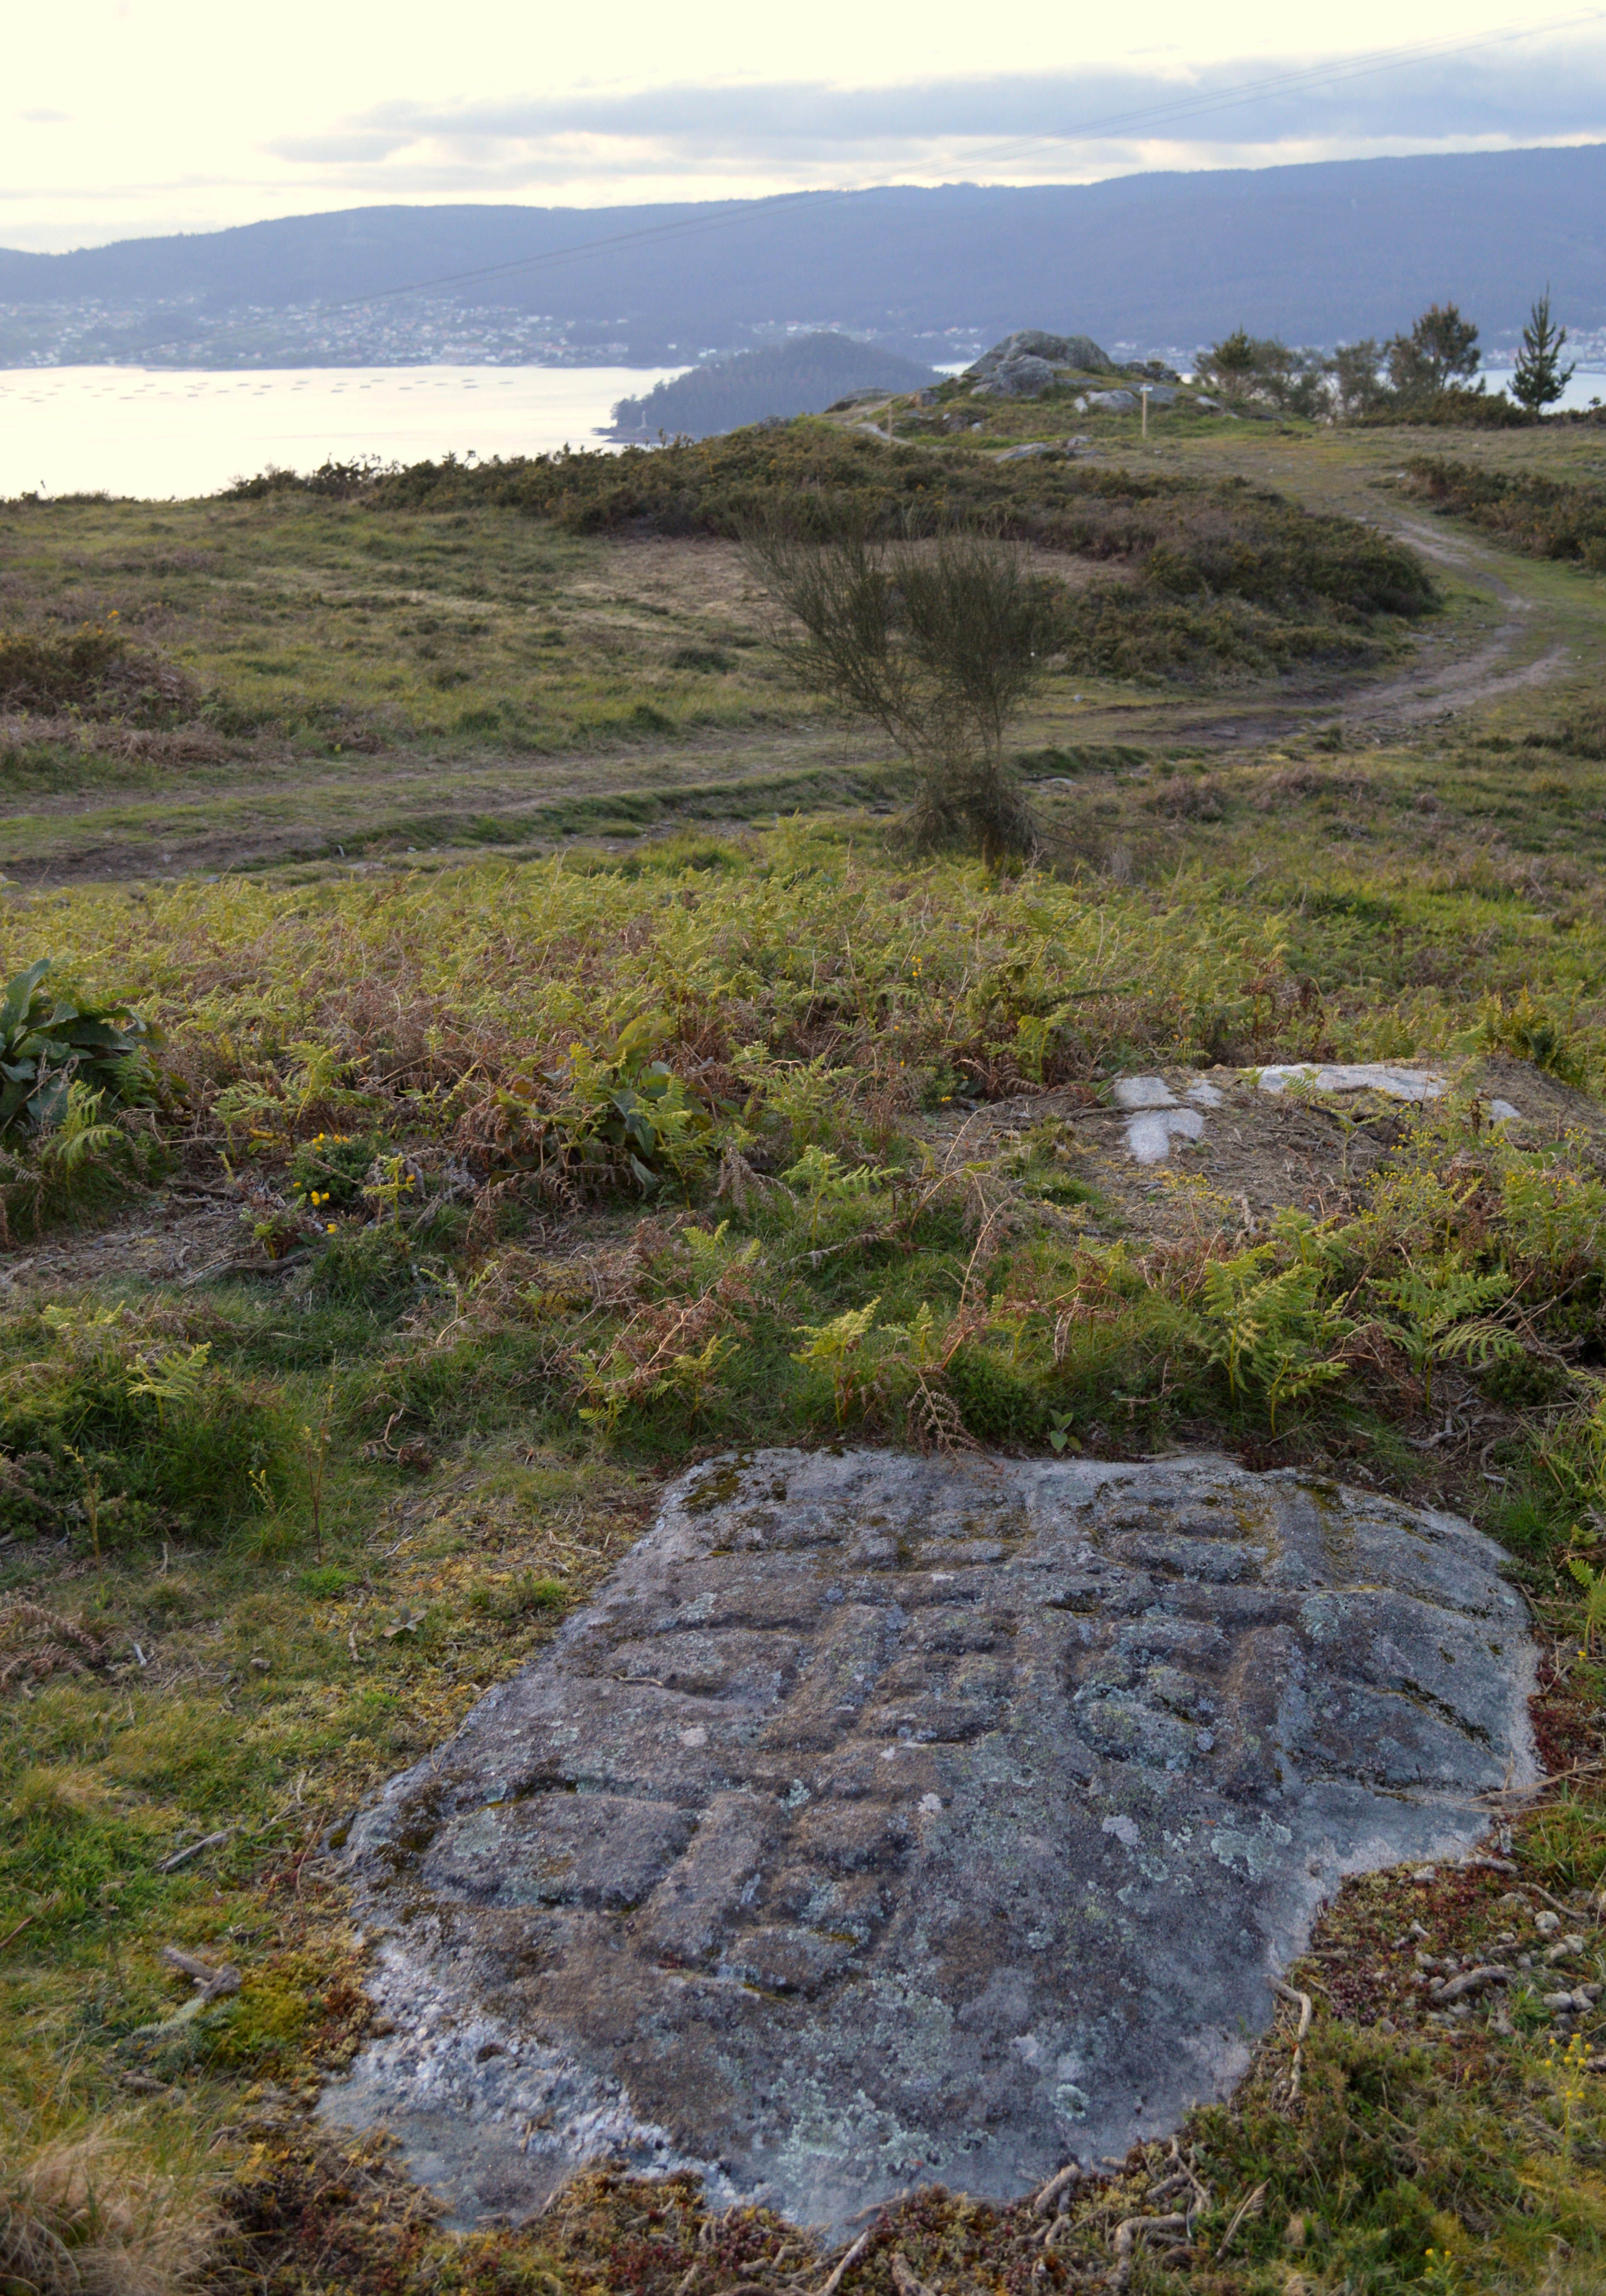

326,1449,1534,2233
986,355,1061,399
966,331,1113,380
1084,388,1140,412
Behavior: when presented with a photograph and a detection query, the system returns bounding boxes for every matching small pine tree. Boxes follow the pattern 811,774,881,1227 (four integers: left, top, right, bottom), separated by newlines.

1511,286,1575,414
1200,329,1259,396
1329,339,1388,419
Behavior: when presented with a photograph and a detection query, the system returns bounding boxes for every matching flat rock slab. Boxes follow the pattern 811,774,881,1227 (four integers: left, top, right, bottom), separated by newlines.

326,1449,1535,2232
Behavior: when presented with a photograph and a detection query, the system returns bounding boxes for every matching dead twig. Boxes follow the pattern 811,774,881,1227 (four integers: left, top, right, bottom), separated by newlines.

1166,2138,1209,2209
1271,1977,1314,2094
156,1826,235,1873
889,2256,938,2296
1215,2181,1268,2261
1113,2215,1189,2287
1477,1755,1606,1808
160,1944,241,2001
812,2220,878,2296
1032,2160,1083,2217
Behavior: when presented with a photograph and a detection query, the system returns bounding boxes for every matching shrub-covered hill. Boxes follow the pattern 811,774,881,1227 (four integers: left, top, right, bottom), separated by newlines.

1405,454,1606,567
608,331,938,440
355,426,1437,678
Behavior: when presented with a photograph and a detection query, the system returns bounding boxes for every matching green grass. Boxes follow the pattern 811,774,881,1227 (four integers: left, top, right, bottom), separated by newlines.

2,412,1606,2294
0,492,804,763
1404,453,1606,568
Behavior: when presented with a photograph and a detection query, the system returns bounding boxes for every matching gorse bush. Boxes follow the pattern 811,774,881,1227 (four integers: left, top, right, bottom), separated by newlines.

745,526,1056,858
221,456,388,502
1404,457,1606,567
218,429,1434,684
0,624,127,708
503,435,1424,604
240,429,1438,674
0,622,198,721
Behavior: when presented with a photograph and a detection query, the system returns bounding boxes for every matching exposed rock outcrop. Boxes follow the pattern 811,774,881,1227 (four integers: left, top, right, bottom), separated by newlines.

326,1448,1534,2233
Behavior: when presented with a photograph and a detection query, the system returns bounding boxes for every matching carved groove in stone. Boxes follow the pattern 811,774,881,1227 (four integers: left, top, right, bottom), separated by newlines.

326,1449,1535,2231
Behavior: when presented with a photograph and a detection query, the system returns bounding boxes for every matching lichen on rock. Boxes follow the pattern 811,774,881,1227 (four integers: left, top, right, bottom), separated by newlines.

326,1448,1536,2232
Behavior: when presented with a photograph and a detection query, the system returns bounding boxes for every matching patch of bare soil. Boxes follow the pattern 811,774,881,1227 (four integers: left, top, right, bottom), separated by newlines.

931,1057,1603,1249
0,1182,251,1297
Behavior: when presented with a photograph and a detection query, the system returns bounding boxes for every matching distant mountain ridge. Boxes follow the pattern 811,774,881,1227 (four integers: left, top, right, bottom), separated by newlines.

4,143,1606,365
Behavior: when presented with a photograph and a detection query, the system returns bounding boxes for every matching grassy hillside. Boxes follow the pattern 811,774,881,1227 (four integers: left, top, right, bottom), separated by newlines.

2,402,1606,2294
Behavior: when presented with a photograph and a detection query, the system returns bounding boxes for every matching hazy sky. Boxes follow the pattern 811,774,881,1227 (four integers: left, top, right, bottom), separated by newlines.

7,1,1605,251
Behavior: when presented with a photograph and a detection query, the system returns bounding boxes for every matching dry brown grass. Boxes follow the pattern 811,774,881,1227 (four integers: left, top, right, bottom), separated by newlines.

0,1601,107,1695
0,2128,218,2296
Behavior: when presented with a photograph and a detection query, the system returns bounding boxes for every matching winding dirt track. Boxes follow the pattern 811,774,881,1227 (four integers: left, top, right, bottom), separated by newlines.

2,496,1583,885
1082,511,1572,752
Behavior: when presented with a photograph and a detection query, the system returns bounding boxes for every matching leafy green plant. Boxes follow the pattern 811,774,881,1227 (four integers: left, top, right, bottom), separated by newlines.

792,1298,885,1425
781,1146,898,1247
0,1081,149,1236
1190,1247,1352,1432
574,1223,756,1434
1499,1158,1606,1277
512,1014,721,1194
1567,1556,1606,1657
127,1343,214,1423
241,1202,307,1261
737,1049,859,1156
0,960,160,1135
33,1083,125,1179
0,1303,286,1544
1373,1260,1521,1411
1476,987,1581,1081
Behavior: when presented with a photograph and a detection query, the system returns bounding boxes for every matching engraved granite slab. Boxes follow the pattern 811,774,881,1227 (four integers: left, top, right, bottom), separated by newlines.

324,1449,1536,2231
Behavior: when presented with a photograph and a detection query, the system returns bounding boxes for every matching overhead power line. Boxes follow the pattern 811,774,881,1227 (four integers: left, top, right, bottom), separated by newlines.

84,4,1606,361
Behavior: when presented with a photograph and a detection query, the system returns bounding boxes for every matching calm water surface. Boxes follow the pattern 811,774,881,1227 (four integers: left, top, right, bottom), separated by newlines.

4,361,1604,504
0,365,688,501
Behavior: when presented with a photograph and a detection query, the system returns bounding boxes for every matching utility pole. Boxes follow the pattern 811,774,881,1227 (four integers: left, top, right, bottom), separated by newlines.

1141,386,1150,439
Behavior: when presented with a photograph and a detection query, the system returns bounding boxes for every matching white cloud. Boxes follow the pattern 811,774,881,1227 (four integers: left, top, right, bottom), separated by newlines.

3,3,1602,249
